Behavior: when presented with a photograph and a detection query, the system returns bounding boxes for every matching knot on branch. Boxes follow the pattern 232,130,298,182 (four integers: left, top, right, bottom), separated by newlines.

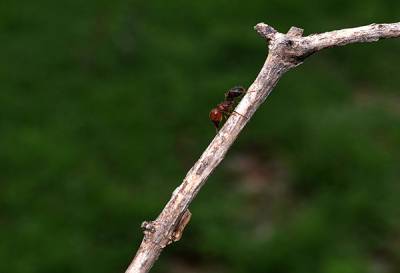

140,210,192,248
273,37,314,66
141,221,156,240
255,24,313,67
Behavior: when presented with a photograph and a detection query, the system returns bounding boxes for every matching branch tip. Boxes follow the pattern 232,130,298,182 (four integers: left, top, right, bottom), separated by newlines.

254,23,277,40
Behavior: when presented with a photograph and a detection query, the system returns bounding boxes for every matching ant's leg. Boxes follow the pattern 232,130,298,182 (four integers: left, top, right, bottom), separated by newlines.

220,112,232,128
212,121,220,133
232,110,249,119
221,110,249,120
222,112,230,122
221,110,232,118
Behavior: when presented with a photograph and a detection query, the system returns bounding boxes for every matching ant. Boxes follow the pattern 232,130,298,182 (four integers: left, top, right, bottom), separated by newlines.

209,86,247,131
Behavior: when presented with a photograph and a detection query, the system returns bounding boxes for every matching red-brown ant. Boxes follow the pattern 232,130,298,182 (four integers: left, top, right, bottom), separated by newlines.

209,86,247,131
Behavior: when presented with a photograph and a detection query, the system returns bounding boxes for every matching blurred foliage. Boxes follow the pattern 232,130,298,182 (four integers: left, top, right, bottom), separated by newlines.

0,0,399,273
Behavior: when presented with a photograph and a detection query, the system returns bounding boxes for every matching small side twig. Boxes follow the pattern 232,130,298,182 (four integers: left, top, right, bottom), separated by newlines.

125,21,400,273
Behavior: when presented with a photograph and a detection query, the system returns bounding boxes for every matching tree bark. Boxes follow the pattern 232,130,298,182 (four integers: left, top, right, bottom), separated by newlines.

125,22,400,273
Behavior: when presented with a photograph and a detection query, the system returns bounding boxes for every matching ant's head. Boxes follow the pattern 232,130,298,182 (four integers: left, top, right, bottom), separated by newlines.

209,107,223,130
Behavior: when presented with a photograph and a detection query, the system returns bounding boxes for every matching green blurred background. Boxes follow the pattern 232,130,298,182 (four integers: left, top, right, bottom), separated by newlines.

1,1,399,272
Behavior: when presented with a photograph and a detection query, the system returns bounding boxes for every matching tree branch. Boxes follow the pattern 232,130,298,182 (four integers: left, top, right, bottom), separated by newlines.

125,21,400,273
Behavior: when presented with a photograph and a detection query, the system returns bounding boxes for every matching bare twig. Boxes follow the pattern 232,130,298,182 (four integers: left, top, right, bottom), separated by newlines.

125,22,400,273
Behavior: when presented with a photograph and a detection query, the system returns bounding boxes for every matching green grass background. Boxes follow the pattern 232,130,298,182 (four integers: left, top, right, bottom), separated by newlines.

1,1,399,272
